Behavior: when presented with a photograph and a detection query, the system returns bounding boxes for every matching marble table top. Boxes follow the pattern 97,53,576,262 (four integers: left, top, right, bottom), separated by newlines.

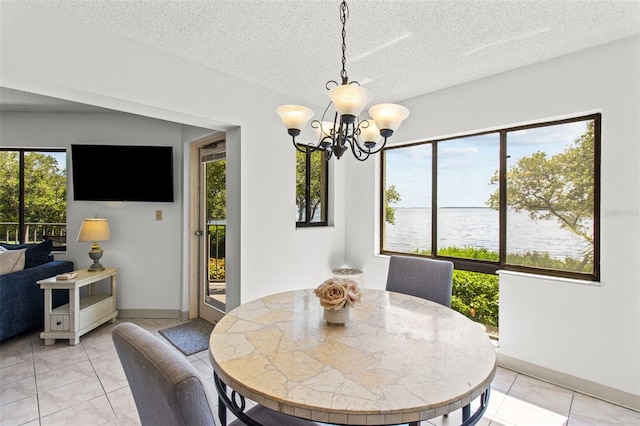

209,288,496,425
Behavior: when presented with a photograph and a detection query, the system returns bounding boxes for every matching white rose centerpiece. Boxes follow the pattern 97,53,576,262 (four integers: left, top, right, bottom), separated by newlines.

314,277,362,324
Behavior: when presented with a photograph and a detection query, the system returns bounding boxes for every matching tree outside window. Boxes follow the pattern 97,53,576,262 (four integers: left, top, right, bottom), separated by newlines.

0,149,67,249
296,147,328,226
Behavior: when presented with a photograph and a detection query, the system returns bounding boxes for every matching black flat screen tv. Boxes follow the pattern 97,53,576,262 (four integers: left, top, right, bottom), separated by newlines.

71,144,174,202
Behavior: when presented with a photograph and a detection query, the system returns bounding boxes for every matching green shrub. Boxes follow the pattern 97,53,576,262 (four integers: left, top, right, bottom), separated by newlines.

209,257,226,281
451,270,499,327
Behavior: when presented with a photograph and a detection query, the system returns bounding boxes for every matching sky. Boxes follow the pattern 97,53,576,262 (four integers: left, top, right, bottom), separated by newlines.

385,120,589,208
51,152,66,170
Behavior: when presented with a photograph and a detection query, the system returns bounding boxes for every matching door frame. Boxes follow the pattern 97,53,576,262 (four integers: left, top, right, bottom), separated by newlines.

188,132,226,324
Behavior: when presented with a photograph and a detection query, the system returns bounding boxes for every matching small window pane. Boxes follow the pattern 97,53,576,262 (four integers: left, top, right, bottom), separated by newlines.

437,134,499,260
23,151,67,247
295,150,307,222
505,120,595,274
0,151,20,243
296,148,328,226
308,150,327,223
382,144,432,254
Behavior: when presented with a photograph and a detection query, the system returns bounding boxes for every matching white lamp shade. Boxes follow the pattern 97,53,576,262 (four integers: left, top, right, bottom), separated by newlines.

314,121,335,140
77,218,110,242
359,120,382,143
276,105,314,130
369,103,410,131
328,85,372,117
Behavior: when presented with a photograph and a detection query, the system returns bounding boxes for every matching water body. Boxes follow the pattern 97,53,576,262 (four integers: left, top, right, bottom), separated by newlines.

384,207,591,259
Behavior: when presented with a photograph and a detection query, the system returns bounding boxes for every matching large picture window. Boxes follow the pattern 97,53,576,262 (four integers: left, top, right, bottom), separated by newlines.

382,114,600,281
296,147,328,227
0,149,68,251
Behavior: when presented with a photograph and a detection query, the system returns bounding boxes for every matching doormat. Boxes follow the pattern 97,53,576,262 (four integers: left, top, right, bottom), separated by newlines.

158,318,216,356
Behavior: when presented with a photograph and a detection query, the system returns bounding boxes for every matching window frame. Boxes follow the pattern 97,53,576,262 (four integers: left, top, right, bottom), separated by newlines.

296,146,329,227
381,113,601,281
0,148,68,251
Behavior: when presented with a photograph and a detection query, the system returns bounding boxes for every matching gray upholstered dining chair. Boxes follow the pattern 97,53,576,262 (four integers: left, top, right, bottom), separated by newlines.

385,255,454,307
112,322,318,426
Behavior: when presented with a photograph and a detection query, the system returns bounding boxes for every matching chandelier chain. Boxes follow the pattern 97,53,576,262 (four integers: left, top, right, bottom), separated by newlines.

340,0,349,84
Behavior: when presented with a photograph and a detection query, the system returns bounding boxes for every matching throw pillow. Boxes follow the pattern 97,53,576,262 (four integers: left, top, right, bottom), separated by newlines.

0,240,53,268
24,239,53,268
0,248,26,274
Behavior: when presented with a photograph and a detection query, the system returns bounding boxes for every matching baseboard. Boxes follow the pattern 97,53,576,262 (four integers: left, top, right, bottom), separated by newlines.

497,353,640,411
118,309,188,320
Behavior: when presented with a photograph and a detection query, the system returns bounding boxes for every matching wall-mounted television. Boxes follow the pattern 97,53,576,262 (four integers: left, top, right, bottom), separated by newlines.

71,144,174,202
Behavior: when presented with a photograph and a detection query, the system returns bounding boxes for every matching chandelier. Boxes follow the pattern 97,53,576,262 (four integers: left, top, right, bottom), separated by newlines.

276,0,410,161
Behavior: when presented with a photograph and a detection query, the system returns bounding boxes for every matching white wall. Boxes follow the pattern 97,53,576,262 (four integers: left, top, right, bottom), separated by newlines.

0,112,194,313
345,36,640,405
0,2,346,316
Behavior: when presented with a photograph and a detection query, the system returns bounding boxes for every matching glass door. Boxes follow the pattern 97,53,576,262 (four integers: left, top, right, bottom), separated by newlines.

198,141,227,323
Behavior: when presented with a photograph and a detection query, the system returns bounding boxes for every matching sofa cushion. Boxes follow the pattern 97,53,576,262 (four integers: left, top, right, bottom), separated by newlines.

1,240,53,268
0,248,26,274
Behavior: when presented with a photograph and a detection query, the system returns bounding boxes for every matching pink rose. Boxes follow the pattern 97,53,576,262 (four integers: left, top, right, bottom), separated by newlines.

314,278,362,310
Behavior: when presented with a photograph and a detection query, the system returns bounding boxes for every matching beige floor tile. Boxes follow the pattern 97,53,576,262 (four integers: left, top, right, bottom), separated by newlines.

508,374,574,416
0,333,33,352
78,323,120,347
0,394,39,426
96,365,129,393
0,375,36,406
36,360,96,393
107,385,138,421
33,344,89,376
116,409,142,426
0,359,35,384
492,394,568,426
32,338,80,356
0,343,33,369
426,392,494,426
82,338,118,360
153,318,185,329
568,392,640,426
491,367,518,393
38,375,105,417
89,351,123,374
40,395,117,426
191,357,214,379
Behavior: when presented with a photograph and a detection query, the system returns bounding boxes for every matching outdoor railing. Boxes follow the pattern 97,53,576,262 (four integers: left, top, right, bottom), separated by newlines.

0,222,67,248
208,221,226,282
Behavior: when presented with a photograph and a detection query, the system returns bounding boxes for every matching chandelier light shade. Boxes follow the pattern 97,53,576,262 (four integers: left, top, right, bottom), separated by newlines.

276,105,314,136
368,103,411,134
276,0,410,161
77,216,110,272
327,85,372,120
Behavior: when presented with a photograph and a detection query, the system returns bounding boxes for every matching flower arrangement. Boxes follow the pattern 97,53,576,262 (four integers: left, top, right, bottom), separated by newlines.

314,277,362,311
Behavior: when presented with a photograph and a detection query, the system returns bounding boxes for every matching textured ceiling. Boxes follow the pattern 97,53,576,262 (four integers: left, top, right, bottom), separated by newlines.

3,0,640,112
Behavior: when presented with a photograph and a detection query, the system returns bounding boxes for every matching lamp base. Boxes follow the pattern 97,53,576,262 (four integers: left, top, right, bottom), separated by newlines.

87,262,105,272
87,244,105,272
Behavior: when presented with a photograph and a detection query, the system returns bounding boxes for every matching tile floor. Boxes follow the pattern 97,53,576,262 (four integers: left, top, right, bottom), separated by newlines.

1,318,639,426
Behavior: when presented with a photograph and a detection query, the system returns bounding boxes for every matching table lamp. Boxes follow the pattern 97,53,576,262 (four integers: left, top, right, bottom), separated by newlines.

77,217,110,272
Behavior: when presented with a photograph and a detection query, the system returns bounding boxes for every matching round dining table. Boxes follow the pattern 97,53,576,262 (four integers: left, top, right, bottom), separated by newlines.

209,288,496,425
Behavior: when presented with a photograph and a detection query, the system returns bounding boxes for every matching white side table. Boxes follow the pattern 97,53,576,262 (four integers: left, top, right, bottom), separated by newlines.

37,267,119,345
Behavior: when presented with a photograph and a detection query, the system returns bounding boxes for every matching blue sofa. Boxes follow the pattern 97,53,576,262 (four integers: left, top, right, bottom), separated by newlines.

0,241,74,342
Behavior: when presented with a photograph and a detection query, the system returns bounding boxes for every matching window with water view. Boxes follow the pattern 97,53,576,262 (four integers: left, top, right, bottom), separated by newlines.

382,114,600,333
